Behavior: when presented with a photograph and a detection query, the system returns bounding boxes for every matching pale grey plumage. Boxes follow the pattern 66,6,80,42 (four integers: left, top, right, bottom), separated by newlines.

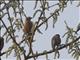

51,34,61,51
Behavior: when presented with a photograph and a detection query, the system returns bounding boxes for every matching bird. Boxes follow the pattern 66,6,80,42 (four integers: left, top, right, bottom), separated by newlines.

75,23,80,34
23,17,33,34
0,37,4,60
23,17,36,59
51,34,61,51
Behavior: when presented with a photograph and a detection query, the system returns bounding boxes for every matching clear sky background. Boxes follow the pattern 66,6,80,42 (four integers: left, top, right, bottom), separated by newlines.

1,1,80,60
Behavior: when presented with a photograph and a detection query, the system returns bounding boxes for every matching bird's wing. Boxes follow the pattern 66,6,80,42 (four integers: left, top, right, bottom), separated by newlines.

51,36,56,50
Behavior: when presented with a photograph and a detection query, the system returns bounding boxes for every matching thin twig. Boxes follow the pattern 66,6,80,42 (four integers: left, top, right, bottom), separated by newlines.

26,36,80,59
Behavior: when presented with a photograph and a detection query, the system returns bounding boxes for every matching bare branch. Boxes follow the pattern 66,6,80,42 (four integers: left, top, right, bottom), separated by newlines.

26,36,80,59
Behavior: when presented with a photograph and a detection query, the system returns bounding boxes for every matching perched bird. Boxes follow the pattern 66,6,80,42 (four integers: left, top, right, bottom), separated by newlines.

75,23,80,33
51,34,61,51
23,17,35,58
0,37,4,60
23,17,33,34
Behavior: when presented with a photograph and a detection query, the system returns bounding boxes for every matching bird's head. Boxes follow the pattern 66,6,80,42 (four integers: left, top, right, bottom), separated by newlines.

55,34,60,37
26,17,32,21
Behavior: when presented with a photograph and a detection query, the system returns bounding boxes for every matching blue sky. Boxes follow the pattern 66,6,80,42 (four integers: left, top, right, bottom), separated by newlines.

1,1,80,60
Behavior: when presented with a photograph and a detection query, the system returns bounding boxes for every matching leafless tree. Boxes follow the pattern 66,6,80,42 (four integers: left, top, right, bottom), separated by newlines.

0,0,80,60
